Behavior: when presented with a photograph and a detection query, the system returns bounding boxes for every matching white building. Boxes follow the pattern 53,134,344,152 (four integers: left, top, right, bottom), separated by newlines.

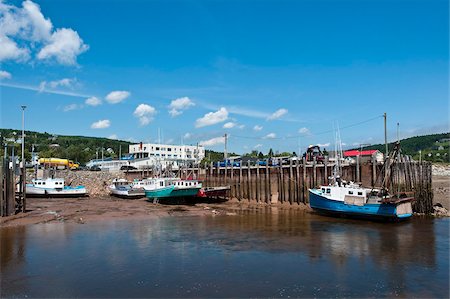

129,143,205,164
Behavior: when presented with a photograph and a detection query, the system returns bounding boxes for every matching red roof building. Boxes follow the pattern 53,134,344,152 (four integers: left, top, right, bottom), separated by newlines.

344,150,379,157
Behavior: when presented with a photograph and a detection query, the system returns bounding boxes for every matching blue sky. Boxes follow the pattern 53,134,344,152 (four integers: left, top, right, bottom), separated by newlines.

0,0,448,154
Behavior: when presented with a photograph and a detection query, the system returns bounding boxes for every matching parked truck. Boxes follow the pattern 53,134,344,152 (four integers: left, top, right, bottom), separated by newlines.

38,158,79,169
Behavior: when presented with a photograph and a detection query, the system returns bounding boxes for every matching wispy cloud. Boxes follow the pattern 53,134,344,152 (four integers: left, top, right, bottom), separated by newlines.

91,119,110,129
63,103,82,112
0,70,12,80
267,108,288,121
106,90,130,104
168,96,195,117
199,136,225,147
195,107,228,128
0,82,94,98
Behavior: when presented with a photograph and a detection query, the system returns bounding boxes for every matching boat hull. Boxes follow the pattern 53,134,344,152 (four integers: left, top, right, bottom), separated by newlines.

109,188,145,199
145,185,175,199
26,185,87,198
309,189,412,220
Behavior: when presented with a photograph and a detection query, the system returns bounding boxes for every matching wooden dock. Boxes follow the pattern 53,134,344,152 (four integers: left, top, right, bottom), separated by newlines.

194,157,433,214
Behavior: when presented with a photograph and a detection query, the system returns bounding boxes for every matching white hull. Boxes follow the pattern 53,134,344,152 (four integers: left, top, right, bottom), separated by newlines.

108,186,145,199
26,186,87,197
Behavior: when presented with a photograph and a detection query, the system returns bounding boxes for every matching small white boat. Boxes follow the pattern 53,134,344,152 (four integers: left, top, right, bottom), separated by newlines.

26,178,87,197
108,178,145,199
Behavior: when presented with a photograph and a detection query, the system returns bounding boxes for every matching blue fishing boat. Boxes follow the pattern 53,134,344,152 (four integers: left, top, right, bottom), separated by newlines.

309,184,413,220
309,132,413,221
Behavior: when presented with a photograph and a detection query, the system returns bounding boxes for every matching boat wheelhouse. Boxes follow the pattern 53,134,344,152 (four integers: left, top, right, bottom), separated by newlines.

26,178,87,197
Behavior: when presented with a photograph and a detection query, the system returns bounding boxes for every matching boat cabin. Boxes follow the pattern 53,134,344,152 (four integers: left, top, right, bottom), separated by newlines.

31,178,65,189
320,184,368,206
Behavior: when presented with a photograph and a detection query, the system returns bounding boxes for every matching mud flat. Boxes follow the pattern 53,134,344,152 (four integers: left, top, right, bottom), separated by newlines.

433,175,450,210
0,196,310,228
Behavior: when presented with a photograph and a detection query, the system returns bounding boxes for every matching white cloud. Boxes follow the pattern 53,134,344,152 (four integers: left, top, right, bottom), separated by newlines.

199,136,225,147
264,133,277,139
0,70,12,80
267,108,288,120
254,144,263,149
238,124,245,129
168,96,195,117
253,125,263,131
183,133,192,139
108,134,118,140
63,103,81,112
133,103,156,126
91,119,110,129
0,1,88,65
298,127,311,135
0,35,29,61
195,107,228,128
39,78,76,91
106,90,130,104
223,122,236,129
22,0,52,41
318,143,330,147
36,27,88,65
85,96,101,106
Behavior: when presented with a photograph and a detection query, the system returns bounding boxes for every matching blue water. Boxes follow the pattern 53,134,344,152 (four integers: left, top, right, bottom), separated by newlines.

1,209,449,298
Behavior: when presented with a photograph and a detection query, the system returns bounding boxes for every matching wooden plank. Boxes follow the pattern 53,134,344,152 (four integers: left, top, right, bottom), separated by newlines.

239,162,243,201
247,161,251,201
289,159,293,204
303,157,307,203
256,161,260,202
265,159,270,203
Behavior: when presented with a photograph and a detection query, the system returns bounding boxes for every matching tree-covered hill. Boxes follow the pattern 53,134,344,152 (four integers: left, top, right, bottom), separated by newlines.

361,132,449,162
0,128,131,164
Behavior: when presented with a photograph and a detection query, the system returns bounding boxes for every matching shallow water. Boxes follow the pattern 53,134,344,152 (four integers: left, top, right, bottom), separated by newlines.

1,208,449,298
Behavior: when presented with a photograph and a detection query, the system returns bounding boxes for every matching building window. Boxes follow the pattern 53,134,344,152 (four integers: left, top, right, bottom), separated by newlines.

349,191,353,195
358,192,363,196
326,188,331,193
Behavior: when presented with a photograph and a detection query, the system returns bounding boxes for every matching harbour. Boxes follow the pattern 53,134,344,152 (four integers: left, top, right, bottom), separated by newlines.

1,209,448,298
1,0,448,297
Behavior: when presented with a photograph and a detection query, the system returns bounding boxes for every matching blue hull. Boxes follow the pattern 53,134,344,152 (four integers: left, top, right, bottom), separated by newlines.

309,190,412,220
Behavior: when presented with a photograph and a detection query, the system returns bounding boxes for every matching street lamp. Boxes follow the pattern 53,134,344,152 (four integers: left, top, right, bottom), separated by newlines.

21,105,26,166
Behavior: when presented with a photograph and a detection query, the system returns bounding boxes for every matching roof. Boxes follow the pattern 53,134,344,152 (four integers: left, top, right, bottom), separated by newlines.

344,150,379,157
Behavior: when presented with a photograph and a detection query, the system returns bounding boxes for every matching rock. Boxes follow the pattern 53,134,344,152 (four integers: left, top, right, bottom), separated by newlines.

433,205,450,217
432,164,450,176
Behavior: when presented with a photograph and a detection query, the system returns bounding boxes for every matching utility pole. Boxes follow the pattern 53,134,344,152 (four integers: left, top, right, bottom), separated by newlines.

384,112,388,158
21,105,27,213
224,133,228,161
119,144,122,160
21,105,26,166
397,122,400,143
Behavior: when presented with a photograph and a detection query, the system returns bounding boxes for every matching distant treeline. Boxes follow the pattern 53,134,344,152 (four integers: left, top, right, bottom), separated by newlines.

0,129,131,164
361,132,450,162
1,128,448,164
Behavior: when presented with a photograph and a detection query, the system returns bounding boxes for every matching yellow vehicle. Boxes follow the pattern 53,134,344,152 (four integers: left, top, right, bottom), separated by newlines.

38,158,79,169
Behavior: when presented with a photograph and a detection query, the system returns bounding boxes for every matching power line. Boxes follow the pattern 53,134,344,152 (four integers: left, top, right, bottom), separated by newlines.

230,115,383,140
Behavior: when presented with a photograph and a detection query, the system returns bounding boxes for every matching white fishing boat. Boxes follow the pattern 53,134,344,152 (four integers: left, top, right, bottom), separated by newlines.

108,178,145,199
26,178,87,197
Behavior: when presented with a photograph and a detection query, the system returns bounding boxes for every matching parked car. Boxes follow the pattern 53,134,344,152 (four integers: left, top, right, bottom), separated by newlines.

120,165,138,171
89,165,101,171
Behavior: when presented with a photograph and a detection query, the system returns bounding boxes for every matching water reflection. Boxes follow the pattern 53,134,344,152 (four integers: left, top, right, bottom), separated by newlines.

1,209,448,298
